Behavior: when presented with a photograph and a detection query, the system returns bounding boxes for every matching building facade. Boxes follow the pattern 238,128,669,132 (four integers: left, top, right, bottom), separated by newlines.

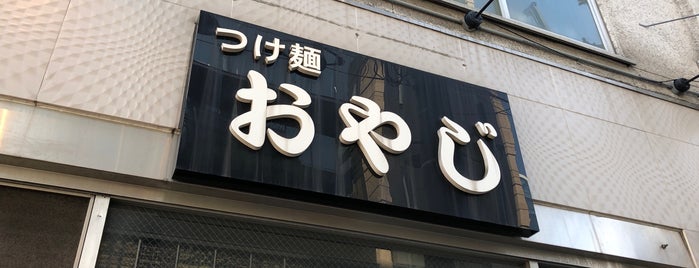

1,0,699,267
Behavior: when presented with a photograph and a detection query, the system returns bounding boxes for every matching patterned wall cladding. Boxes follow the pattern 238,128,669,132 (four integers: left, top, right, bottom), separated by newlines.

0,0,70,100
36,0,197,127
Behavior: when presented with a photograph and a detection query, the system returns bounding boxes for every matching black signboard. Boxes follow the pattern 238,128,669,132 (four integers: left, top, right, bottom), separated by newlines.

175,11,538,237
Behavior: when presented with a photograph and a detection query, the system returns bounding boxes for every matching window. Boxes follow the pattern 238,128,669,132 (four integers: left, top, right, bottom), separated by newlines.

445,0,609,49
97,201,526,267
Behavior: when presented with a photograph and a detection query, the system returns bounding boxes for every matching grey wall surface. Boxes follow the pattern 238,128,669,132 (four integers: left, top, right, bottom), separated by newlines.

598,0,699,79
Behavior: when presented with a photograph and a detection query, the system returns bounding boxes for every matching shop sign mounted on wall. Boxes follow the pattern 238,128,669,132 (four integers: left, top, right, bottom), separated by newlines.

175,11,539,237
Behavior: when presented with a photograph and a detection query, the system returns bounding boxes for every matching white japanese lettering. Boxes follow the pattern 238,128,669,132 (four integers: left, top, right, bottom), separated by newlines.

213,27,506,194
216,27,247,53
289,43,322,77
254,35,286,64
338,96,411,176
229,70,315,157
437,117,500,194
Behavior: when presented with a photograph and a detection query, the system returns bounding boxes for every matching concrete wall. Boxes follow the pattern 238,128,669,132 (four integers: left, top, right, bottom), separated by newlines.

1,0,698,266
598,0,699,80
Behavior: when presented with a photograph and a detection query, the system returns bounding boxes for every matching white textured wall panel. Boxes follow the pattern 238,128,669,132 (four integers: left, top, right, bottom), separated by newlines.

511,90,698,229
352,4,469,80
314,0,356,31
227,0,361,54
554,75,614,122
164,0,232,17
460,42,560,106
283,0,322,21
460,43,509,94
355,7,413,47
500,55,559,106
551,67,648,130
509,97,591,209
356,31,467,82
411,25,462,61
229,1,288,34
602,84,645,130
279,7,357,53
37,0,197,128
565,111,665,223
0,0,70,100
635,95,699,146
646,133,699,230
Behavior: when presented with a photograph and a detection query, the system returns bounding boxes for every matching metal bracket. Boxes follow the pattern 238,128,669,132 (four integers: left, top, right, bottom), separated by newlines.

639,13,699,28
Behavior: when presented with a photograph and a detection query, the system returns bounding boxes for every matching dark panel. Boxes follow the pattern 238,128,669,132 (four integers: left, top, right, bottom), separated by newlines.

97,201,524,267
0,185,90,267
175,11,538,237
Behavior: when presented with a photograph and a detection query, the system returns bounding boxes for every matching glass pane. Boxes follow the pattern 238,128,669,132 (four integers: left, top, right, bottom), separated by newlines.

475,0,502,15
443,0,502,15
506,0,604,48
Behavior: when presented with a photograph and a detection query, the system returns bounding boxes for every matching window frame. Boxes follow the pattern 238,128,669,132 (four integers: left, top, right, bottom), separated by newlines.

440,0,616,54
